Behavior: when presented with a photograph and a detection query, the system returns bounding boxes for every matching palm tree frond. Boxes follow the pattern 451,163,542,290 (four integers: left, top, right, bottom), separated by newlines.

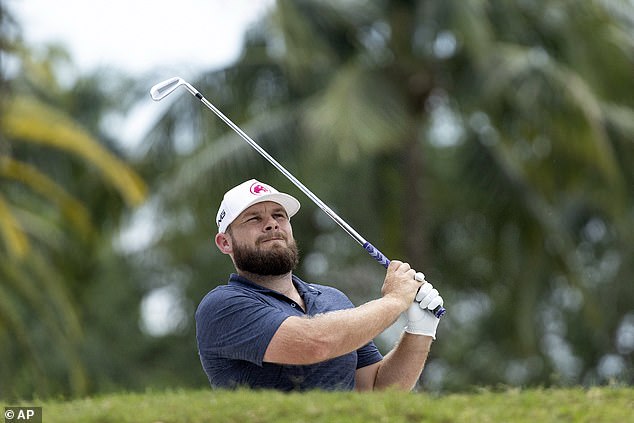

481,44,625,190
0,256,87,395
2,96,147,207
1,156,93,238
305,63,411,161
602,102,634,138
0,192,29,258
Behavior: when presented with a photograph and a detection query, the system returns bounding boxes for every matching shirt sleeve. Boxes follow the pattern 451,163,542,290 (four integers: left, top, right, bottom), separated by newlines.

196,287,289,366
356,340,383,369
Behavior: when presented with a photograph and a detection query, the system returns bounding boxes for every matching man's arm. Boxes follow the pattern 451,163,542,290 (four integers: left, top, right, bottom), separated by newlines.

355,333,432,391
355,282,443,391
263,261,421,365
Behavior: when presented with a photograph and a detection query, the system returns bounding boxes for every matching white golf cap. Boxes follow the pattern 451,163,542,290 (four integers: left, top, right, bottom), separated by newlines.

216,179,301,233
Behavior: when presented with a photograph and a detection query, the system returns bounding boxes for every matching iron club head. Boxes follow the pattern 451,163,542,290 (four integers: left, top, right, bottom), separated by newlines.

150,77,183,101
150,77,200,101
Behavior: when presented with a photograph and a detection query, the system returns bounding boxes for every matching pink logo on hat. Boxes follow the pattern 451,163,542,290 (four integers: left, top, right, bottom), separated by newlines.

250,182,270,196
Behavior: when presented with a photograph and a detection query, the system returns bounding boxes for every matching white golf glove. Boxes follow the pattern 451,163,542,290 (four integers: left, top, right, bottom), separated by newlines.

405,273,443,339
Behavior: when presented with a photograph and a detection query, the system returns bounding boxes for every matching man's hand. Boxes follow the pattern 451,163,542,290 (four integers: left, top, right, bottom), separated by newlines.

381,261,422,311
405,281,444,339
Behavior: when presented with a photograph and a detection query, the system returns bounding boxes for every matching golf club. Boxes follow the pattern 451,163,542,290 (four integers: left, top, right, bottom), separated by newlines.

150,77,446,318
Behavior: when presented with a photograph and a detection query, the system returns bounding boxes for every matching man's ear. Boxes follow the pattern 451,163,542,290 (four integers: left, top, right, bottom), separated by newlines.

214,233,232,255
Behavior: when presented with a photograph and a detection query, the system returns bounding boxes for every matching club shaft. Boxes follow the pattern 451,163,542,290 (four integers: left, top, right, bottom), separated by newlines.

173,81,446,318
189,91,366,244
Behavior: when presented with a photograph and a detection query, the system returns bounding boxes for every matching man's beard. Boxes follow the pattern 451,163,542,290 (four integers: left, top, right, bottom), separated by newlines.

231,232,299,276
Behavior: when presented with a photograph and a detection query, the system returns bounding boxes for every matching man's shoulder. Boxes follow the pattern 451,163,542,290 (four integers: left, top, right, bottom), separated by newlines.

198,283,256,309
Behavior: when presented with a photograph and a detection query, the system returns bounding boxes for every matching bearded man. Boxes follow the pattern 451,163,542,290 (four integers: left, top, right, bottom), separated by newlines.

195,179,444,391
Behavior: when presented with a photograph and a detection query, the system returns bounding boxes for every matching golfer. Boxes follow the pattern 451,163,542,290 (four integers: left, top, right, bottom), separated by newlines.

196,179,444,391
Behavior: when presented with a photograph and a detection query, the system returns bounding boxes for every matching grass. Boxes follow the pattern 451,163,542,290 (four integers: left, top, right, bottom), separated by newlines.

2,387,633,423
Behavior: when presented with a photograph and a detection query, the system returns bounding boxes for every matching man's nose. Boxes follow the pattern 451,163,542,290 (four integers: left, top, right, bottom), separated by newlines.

263,216,279,231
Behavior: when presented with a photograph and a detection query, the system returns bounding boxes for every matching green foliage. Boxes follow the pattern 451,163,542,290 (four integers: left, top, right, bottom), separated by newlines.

143,0,634,392
0,34,148,398
2,0,634,401
2,387,632,423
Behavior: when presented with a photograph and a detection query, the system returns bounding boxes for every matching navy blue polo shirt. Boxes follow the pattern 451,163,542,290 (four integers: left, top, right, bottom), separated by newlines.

195,273,383,391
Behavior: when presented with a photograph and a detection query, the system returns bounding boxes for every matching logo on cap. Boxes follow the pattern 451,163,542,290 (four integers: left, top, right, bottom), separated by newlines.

250,182,270,196
217,209,226,226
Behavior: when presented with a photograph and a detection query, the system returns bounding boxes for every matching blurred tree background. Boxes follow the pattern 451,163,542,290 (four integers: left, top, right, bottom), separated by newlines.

1,0,633,400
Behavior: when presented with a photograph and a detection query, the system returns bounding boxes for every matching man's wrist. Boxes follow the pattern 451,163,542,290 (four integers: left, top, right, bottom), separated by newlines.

404,325,437,340
381,294,411,313
402,331,433,349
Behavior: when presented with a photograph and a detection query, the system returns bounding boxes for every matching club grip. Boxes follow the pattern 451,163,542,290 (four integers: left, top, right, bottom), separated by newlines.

432,305,446,318
363,242,446,318
363,241,391,268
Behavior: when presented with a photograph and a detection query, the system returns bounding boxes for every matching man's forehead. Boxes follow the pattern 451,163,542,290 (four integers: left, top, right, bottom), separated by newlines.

240,201,286,215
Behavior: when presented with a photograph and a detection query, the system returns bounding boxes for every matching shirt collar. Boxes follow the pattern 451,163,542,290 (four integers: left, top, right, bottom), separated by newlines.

228,273,322,297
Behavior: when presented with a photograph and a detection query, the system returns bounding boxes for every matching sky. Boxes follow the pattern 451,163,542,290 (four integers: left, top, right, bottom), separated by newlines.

10,0,275,75
9,0,276,155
